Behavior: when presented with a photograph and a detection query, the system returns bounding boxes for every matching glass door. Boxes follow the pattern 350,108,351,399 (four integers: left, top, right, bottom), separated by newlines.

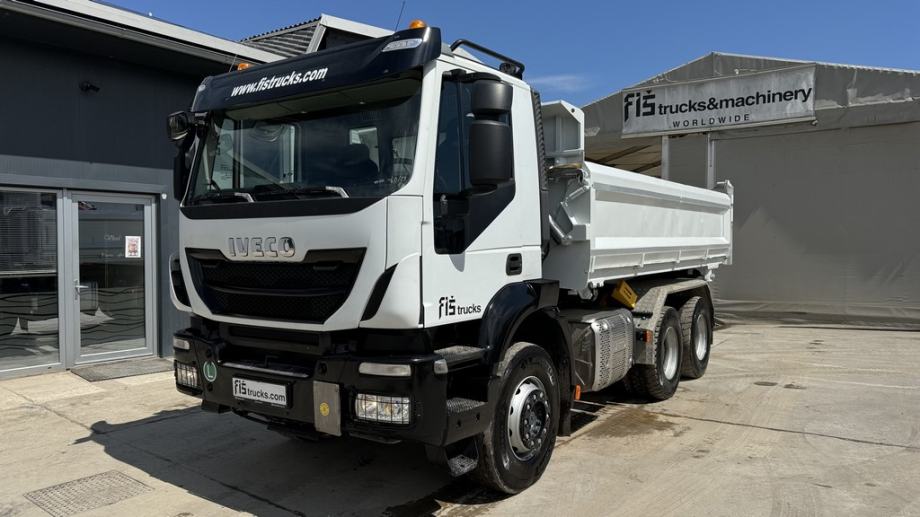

70,193,155,364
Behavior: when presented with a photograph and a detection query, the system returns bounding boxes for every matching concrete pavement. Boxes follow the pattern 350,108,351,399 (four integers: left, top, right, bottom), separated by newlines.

0,322,918,516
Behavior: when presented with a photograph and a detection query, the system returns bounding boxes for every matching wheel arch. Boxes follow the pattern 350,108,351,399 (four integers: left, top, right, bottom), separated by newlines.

478,280,572,380
477,279,575,435
665,285,714,327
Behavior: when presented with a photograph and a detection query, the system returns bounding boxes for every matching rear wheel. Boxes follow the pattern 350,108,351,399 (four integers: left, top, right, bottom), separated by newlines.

472,342,560,494
680,296,712,379
624,307,682,401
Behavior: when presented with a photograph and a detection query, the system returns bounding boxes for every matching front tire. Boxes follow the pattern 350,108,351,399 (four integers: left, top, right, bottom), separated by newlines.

624,307,682,401
680,296,712,379
472,342,560,494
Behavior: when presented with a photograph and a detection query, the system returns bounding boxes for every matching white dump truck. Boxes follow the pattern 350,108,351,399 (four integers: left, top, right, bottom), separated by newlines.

166,22,733,494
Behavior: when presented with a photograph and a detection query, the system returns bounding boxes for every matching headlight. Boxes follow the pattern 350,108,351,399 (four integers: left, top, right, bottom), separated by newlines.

354,393,411,424
173,337,191,350
175,362,199,388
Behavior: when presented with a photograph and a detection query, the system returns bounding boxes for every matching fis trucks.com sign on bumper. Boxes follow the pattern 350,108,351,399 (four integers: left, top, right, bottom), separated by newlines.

622,65,815,137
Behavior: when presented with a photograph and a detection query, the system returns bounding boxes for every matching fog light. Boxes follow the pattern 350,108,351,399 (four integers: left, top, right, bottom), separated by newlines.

354,393,411,424
173,337,191,350
358,362,411,377
175,362,199,388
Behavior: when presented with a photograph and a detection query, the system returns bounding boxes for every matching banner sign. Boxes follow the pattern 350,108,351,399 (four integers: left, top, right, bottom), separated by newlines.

622,66,816,137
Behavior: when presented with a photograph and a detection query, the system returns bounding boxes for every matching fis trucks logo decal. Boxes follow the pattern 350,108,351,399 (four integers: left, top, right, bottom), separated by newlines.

623,90,657,122
229,67,329,98
438,296,482,319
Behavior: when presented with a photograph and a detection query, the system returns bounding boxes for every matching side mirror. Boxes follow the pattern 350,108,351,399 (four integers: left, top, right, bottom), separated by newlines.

468,78,513,187
469,121,512,187
471,79,512,116
167,111,193,143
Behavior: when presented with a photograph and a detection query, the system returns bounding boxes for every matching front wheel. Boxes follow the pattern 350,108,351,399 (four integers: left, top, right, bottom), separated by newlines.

472,342,560,494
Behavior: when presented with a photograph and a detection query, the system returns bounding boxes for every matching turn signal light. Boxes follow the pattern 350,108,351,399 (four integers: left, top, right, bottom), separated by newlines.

408,19,427,29
574,384,582,400
358,362,412,377
236,62,252,71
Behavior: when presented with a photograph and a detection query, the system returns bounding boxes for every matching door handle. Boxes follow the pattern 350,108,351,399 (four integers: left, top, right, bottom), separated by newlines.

506,253,523,275
74,281,90,299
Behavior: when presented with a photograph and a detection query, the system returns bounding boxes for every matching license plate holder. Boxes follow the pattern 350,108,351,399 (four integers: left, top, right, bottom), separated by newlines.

232,377,289,407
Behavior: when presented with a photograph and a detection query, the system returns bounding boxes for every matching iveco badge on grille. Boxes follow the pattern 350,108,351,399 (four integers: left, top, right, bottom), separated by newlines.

227,236,295,258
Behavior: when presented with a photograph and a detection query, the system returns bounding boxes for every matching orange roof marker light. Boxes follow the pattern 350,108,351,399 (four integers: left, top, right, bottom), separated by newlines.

236,62,252,71
408,19,427,29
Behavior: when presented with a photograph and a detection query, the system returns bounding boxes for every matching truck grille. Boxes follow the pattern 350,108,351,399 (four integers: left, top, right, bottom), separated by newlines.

186,248,364,323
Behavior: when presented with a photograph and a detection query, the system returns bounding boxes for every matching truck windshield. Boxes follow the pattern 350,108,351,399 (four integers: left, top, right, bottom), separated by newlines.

186,77,422,205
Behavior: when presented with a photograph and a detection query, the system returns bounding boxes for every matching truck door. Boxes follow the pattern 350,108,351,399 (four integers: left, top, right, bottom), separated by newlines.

420,68,543,327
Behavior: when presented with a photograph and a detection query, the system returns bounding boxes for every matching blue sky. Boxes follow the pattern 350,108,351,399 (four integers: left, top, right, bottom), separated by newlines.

109,0,920,106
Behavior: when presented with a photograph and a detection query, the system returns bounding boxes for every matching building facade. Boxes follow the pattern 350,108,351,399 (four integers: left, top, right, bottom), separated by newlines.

583,53,920,325
0,0,283,377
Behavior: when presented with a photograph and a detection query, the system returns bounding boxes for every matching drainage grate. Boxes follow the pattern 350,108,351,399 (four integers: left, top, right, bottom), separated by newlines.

72,358,173,382
24,471,152,517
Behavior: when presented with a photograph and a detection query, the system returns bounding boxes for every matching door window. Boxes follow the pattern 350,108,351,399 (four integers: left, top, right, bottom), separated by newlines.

434,80,465,195
75,199,149,359
432,74,515,254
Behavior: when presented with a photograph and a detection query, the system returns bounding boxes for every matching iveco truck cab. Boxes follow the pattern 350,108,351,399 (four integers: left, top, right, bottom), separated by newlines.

167,22,733,493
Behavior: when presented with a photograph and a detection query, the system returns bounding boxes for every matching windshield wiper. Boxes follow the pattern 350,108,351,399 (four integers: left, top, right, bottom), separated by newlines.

298,186,348,198
251,184,349,200
189,190,254,205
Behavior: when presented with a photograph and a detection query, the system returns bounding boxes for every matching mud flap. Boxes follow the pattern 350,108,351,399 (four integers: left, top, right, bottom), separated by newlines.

313,381,341,436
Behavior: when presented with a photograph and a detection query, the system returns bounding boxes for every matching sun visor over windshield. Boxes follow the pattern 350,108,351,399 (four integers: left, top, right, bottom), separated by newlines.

192,26,441,113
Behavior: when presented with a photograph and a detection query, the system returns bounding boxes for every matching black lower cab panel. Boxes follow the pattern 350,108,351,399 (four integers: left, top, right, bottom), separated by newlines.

172,323,492,449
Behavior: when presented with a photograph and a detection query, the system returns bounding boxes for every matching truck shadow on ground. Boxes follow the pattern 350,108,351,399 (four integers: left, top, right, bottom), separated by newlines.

78,385,643,516
78,407,493,516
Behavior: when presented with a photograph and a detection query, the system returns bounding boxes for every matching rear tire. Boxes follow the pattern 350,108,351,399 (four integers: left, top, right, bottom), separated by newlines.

680,296,712,379
472,342,560,494
624,307,682,401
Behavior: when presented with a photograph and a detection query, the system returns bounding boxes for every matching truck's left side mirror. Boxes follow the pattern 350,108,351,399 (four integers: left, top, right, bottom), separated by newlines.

468,79,513,188
167,111,193,143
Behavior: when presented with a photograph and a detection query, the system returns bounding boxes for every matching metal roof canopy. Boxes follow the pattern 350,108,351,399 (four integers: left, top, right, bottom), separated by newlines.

9,0,282,65
583,52,920,176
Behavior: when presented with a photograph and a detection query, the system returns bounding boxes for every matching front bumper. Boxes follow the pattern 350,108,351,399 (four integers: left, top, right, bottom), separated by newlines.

172,330,487,447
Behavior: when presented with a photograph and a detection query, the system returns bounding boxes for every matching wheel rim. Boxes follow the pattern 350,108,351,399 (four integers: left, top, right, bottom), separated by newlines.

662,326,679,380
507,375,550,461
694,313,710,361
